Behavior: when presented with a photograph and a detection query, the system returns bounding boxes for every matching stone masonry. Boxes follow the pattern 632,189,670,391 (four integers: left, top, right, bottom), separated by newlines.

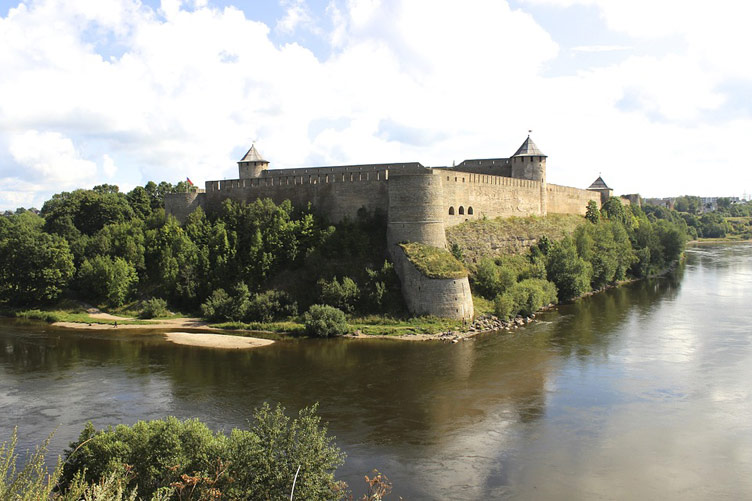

166,136,607,319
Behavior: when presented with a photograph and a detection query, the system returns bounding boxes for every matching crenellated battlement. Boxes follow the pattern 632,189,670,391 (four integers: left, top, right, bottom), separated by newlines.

166,136,609,319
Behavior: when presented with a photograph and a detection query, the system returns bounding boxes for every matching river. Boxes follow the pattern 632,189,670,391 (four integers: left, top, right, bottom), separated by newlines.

2,243,752,499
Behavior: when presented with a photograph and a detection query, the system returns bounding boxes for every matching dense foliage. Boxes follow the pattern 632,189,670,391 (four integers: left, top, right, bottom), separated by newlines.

470,198,690,319
57,404,345,500
0,212,75,305
3,403,395,500
1,183,404,323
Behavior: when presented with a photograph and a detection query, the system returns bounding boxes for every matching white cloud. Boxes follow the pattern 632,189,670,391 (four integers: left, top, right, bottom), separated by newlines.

275,0,316,35
8,130,97,185
571,45,630,52
0,0,750,209
101,154,118,178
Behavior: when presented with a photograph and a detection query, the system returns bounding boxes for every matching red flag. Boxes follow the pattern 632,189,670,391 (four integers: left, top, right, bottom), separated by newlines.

186,177,194,186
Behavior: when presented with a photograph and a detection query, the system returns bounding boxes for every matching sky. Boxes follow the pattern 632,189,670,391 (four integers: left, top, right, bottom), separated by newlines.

1,0,751,210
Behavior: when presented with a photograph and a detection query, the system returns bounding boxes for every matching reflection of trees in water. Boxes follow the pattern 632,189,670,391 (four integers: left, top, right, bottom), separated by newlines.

143,333,557,446
548,266,685,360
1,318,555,448
687,243,752,272
0,321,168,375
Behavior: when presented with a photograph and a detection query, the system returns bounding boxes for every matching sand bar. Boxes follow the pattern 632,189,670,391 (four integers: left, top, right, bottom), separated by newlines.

165,331,274,349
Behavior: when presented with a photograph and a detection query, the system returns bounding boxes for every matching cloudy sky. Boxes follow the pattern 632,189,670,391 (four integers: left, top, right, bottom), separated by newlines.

1,0,750,210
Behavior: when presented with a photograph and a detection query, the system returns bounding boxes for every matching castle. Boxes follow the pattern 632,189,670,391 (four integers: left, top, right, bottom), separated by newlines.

166,136,610,320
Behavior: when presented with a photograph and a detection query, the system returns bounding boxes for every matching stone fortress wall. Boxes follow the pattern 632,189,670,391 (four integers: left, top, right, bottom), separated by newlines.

166,137,610,320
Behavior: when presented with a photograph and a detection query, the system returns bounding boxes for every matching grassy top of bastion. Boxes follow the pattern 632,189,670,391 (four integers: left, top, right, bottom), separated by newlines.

399,242,468,279
446,213,585,267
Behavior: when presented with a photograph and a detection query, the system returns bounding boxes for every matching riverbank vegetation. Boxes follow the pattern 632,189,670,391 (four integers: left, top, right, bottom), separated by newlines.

1,405,393,500
2,182,691,336
458,198,689,319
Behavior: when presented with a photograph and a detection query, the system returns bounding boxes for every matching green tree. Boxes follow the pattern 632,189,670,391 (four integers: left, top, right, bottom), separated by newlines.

87,220,146,272
0,213,74,305
200,288,234,322
674,195,701,214
126,185,153,220
318,276,360,313
545,236,592,301
76,255,138,307
42,189,135,236
585,200,600,224
144,217,201,305
601,197,629,227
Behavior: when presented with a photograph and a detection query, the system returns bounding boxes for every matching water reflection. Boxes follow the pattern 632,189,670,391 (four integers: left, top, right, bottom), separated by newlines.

2,244,752,499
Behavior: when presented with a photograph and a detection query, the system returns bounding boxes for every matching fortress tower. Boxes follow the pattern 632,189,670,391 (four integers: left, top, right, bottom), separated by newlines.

166,135,606,320
238,144,269,179
510,135,547,215
587,176,613,205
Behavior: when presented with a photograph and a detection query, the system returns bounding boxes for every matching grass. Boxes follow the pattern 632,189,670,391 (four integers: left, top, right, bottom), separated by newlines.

2,299,160,326
348,315,464,336
212,315,466,337
447,213,584,265
210,320,306,337
399,242,467,279
472,295,495,316
11,309,154,325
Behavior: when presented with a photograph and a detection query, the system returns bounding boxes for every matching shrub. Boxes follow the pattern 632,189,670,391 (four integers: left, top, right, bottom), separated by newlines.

139,297,169,319
363,261,402,313
0,428,60,500
303,304,349,338
245,289,298,322
509,278,558,317
59,404,345,500
493,293,516,320
200,283,251,322
200,288,233,322
318,276,360,314
473,257,501,297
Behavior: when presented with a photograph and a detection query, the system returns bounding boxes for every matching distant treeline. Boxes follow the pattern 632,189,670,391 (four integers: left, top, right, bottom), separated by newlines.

668,195,752,239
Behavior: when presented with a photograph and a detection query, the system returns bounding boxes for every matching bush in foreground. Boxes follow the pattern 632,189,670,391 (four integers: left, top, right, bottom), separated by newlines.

59,404,345,500
304,304,349,338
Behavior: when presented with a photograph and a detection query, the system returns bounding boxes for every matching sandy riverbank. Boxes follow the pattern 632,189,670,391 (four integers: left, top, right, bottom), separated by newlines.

164,331,274,349
51,314,275,349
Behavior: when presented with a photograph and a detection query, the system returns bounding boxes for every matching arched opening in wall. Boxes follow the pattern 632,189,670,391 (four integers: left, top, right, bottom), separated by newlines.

459,206,465,215
449,207,455,215
468,207,474,215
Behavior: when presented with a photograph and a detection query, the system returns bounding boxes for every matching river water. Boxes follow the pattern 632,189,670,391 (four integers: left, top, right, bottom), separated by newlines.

2,243,752,499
